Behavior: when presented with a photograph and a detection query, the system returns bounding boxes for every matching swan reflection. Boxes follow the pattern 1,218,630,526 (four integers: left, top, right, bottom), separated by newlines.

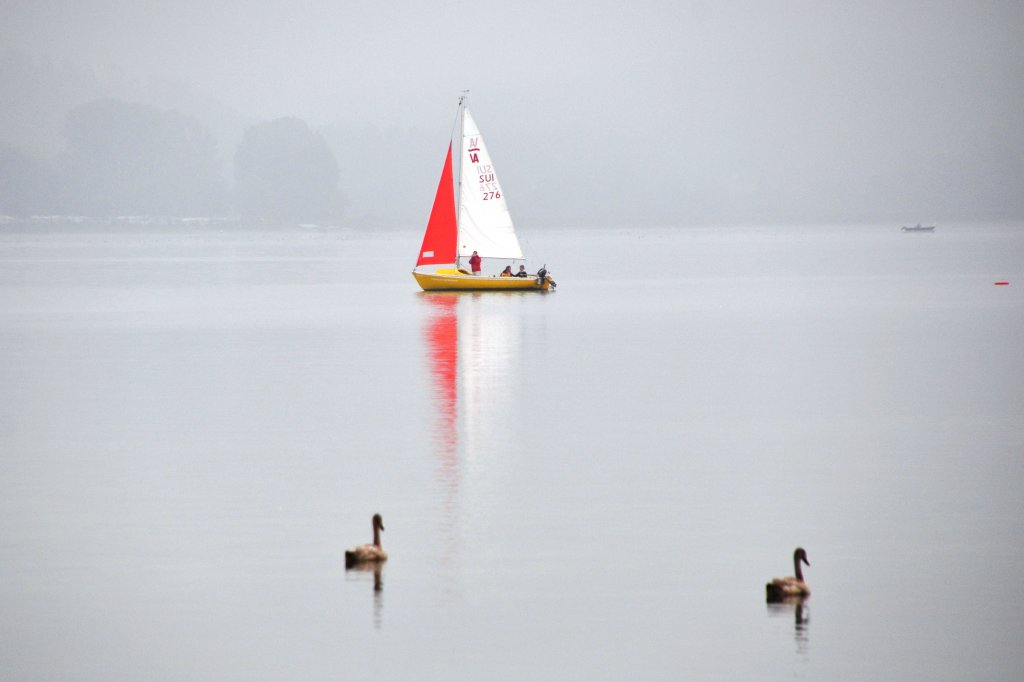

345,563,384,629
767,596,810,655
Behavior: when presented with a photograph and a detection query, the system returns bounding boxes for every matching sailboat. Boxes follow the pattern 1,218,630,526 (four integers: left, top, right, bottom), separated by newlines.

412,95,555,291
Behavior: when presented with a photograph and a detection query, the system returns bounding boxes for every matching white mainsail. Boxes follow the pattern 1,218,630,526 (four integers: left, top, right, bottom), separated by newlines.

457,107,523,261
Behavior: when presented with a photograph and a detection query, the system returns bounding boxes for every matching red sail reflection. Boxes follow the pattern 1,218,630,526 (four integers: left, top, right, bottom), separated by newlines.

422,294,459,475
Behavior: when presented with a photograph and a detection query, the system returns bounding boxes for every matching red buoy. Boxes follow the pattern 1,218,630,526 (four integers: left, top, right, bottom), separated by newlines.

994,281,1009,286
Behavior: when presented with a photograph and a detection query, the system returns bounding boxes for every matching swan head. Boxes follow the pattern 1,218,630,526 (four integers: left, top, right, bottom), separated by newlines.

793,547,809,567
373,513,384,532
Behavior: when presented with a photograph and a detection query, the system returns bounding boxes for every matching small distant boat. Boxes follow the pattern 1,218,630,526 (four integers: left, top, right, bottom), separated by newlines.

901,223,936,232
412,94,555,291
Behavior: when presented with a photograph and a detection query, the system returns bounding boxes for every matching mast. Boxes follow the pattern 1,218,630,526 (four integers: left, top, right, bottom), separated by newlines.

455,91,468,269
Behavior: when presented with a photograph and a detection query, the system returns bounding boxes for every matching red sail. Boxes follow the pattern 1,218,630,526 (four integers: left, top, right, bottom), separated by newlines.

416,143,457,267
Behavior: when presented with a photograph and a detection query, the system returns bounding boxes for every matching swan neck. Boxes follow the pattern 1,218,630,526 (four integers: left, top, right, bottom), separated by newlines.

373,524,382,548
794,557,804,582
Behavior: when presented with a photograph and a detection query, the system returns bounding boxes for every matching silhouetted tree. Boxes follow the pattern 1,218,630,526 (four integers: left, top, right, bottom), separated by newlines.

233,117,340,222
0,146,58,216
59,98,226,216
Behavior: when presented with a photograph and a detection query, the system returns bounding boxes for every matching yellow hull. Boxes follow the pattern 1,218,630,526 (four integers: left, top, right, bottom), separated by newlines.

413,269,552,291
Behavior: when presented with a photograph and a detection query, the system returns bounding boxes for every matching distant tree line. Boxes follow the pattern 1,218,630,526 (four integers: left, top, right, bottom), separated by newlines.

234,117,340,222
0,98,341,222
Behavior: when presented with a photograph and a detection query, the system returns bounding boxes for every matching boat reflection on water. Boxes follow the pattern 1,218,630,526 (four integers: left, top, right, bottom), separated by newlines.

420,292,522,566
422,293,460,487
421,290,522,457
767,596,810,656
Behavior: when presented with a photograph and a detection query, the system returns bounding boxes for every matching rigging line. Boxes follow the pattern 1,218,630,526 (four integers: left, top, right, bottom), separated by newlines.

454,92,467,268
448,93,463,143
518,222,535,264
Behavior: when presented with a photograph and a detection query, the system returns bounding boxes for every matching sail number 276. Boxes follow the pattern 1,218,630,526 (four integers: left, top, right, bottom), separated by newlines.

478,166,500,200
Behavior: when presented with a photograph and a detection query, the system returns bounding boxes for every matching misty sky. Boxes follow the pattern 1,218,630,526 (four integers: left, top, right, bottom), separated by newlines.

2,0,1023,225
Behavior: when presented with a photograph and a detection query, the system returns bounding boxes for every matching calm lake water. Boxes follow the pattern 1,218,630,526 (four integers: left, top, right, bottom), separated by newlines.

1,222,1022,680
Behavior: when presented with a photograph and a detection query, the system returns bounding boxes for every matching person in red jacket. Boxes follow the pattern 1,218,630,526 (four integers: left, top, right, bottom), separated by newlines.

468,251,482,275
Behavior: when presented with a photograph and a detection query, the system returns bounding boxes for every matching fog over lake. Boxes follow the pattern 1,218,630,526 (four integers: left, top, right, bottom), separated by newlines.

1,223,1022,679
2,1,1024,226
